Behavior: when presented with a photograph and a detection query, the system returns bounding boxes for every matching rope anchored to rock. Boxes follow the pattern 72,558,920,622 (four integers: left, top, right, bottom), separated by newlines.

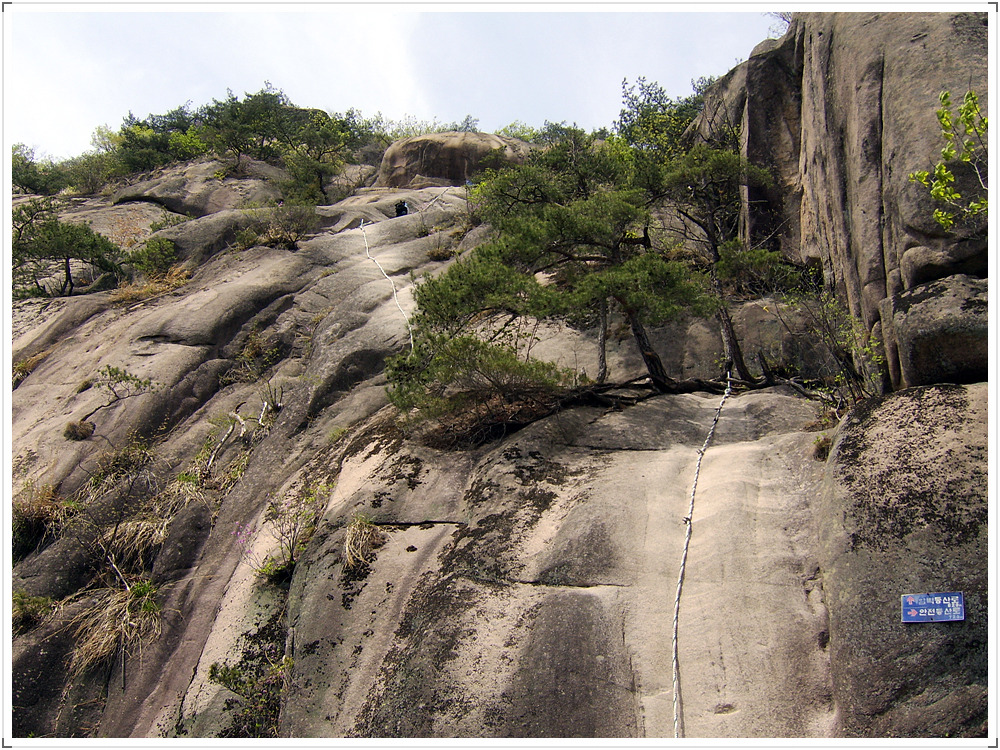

671,371,733,738
359,218,415,353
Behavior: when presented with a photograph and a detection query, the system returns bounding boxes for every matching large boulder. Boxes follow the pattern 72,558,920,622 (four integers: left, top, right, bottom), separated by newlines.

113,157,283,217
374,132,533,188
151,208,259,265
819,384,987,737
878,274,988,389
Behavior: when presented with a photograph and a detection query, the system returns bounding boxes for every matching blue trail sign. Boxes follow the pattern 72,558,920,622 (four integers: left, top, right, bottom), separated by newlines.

901,592,965,623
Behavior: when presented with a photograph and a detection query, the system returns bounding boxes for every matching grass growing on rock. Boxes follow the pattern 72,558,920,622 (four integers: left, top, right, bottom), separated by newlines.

12,345,57,388
64,420,96,441
12,482,73,562
67,578,162,676
109,264,191,304
207,609,291,738
343,513,383,569
12,591,56,636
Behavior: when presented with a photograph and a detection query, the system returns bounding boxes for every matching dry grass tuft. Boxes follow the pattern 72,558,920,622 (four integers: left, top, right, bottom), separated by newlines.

13,345,57,388
89,435,156,489
109,264,190,304
343,514,383,569
154,475,209,517
68,580,162,676
13,482,72,561
14,482,63,522
99,518,168,573
812,433,833,461
64,420,96,441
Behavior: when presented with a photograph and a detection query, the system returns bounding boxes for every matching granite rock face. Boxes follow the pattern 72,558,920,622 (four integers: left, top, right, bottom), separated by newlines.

112,157,284,217
11,176,841,738
819,384,987,737
880,274,988,389
270,388,835,738
695,12,988,387
10,13,989,740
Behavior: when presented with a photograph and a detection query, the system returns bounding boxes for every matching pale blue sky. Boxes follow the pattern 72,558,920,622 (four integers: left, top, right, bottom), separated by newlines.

5,4,785,161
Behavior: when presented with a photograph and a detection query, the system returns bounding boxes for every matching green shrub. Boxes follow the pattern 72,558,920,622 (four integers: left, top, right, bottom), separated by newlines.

61,150,121,195
167,127,210,160
71,366,158,431
387,335,574,447
909,89,987,230
716,241,809,296
781,289,885,404
388,335,571,416
12,144,69,195
13,198,124,298
148,208,193,232
208,656,292,738
235,204,320,251
260,484,327,583
129,237,178,279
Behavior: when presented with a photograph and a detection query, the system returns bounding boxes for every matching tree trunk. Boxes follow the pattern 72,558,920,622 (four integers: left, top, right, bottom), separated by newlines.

626,308,674,392
596,299,609,384
709,267,753,382
62,256,74,297
716,306,753,381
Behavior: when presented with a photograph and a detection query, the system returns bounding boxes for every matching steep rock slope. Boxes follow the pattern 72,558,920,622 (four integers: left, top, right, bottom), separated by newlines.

11,167,740,737
10,13,989,738
12,165,843,738
278,388,832,737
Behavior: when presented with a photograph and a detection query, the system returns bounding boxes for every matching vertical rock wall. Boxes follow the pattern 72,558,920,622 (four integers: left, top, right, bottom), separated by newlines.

695,12,988,389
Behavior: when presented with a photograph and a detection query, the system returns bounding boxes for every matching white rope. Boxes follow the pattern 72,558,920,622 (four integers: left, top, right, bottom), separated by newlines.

359,219,415,353
671,372,733,738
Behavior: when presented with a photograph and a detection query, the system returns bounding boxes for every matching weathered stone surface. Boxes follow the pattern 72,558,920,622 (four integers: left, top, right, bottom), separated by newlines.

819,384,987,737
899,238,988,291
151,502,213,585
10,19,990,734
113,157,283,217
879,274,987,389
374,131,532,188
12,598,98,738
153,208,259,265
696,12,987,384
274,387,833,738
56,197,167,241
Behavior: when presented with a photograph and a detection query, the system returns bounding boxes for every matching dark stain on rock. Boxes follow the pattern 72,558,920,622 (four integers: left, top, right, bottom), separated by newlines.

340,558,375,611
536,521,618,587
349,573,482,737
835,385,985,552
497,590,639,737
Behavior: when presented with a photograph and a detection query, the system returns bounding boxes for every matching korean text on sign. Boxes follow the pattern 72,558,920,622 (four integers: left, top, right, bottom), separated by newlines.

901,592,965,623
